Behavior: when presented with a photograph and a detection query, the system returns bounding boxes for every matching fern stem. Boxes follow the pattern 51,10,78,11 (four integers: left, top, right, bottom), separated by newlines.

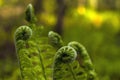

38,48,47,80
68,63,77,80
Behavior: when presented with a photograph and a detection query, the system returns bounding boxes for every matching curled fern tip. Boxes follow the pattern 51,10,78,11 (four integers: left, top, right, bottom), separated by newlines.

55,46,77,63
48,31,63,48
15,26,32,41
25,4,37,23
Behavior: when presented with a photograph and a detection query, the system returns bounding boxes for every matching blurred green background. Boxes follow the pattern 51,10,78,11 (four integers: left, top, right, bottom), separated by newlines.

0,0,120,80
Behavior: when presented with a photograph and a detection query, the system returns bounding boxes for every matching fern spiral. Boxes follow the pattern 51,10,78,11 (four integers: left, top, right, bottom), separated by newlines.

53,46,77,80
68,41,98,80
48,31,63,49
15,26,32,41
54,46,77,63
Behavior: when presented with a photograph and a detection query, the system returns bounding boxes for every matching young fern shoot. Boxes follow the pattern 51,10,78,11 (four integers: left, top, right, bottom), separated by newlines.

53,46,77,80
68,41,98,80
15,26,32,41
14,26,35,80
15,26,47,80
25,4,56,80
25,4,37,24
48,31,64,49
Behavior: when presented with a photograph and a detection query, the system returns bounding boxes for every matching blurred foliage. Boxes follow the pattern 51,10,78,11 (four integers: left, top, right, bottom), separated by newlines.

0,0,120,80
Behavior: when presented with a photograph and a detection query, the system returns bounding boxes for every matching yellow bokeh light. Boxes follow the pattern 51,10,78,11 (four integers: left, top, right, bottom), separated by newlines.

77,7,103,28
77,6,86,15
92,14,103,27
40,13,56,25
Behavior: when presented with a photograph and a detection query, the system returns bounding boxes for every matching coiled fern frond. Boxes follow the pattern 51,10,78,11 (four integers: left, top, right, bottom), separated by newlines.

53,46,77,80
68,41,98,80
25,4,37,23
48,31,64,49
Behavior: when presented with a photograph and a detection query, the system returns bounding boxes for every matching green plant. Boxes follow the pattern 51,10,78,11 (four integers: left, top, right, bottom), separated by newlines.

14,4,98,80
68,41,97,80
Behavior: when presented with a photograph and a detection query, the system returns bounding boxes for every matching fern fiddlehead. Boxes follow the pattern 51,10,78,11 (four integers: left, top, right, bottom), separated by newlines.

53,46,77,80
68,41,98,80
25,4,56,80
48,31,64,49
14,26,35,80
15,25,47,80
25,4,37,24
15,26,32,41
